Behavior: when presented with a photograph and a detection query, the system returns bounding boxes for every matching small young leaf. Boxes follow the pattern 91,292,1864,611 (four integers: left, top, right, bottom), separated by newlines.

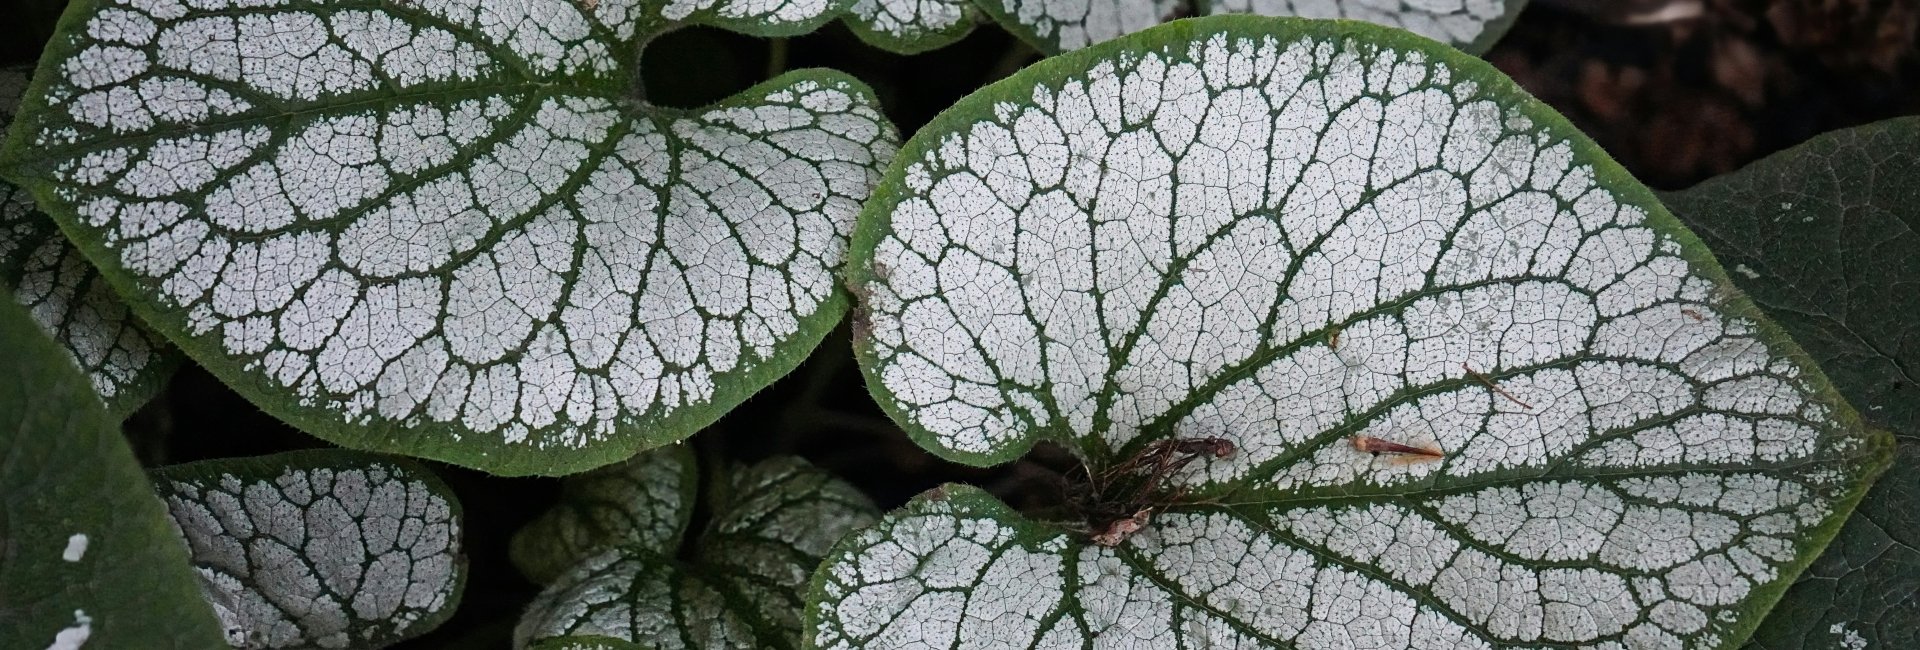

2,0,900,475
842,0,982,54
1660,117,1920,650
510,445,699,585
823,16,1890,648
154,449,466,649
0,68,175,418
0,292,225,649
979,0,1527,54
518,456,877,649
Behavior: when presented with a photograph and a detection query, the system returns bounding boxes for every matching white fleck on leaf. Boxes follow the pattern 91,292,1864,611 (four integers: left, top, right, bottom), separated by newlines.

2,0,900,475
979,0,1527,54
62,534,89,562
518,456,877,650
510,445,699,585
154,450,466,650
0,69,175,418
46,610,93,650
817,17,1891,649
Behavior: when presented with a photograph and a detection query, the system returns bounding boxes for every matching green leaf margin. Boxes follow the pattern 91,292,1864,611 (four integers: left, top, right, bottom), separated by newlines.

1661,116,1920,649
0,290,224,649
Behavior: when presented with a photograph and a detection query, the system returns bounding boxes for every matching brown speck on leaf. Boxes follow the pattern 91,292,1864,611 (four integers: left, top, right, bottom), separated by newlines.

1463,362,1534,410
1681,307,1706,322
850,306,873,345
1351,435,1446,459
1327,325,1342,350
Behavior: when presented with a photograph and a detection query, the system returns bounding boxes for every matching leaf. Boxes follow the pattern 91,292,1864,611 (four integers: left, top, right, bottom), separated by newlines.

0,285,225,648
153,449,467,650
510,445,699,585
978,0,1527,54
818,16,1891,649
0,0,901,475
1659,117,1920,650
842,0,982,54
518,455,878,649
0,68,176,418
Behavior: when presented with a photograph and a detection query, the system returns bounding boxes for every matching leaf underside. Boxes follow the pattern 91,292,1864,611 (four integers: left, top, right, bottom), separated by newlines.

518,455,878,650
153,449,467,650
0,290,225,649
0,68,175,418
2,0,899,475
821,16,1890,650
1660,117,1920,650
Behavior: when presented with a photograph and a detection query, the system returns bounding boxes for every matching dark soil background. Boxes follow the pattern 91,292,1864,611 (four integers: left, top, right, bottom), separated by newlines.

6,0,1918,647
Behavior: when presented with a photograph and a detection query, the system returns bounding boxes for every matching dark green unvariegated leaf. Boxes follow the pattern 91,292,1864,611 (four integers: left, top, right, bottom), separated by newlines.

0,289,224,648
518,456,877,649
981,0,1527,54
815,17,1890,649
154,450,466,649
510,445,698,585
1661,117,1920,650
1,0,900,475
0,68,175,418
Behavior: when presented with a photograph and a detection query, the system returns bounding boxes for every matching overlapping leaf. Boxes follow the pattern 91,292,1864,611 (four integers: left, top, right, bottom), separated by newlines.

0,68,175,417
154,450,466,650
517,454,877,649
0,0,900,475
0,290,224,649
1660,117,1920,650
815,17,1890,649
510,445,698,585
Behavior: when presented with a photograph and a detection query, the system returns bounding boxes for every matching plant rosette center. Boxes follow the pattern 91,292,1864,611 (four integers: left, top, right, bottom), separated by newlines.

808,16,1891,650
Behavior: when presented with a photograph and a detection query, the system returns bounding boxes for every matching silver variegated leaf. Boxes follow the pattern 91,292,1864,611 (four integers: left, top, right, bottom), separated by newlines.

510,445,698,585
519,456,877,649
0,68,175,417
983,0,1528,54
814,16,1891,650
1,0,900,475
154,450,465,649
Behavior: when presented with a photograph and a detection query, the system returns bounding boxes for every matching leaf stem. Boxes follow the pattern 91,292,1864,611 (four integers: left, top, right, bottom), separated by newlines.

766,37,790,79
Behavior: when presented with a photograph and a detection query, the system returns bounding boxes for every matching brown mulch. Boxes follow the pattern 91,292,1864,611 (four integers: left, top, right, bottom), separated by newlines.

1489,0,1920,190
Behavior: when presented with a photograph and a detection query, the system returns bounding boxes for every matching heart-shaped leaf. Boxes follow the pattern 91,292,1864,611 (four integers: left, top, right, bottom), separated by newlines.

985,0,1527,54
517,453,877,649
815,16,1891,649
0,283,225,649
1,0,900,475
1660,117,1920,650
153,449,466,650
0,68,175,418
